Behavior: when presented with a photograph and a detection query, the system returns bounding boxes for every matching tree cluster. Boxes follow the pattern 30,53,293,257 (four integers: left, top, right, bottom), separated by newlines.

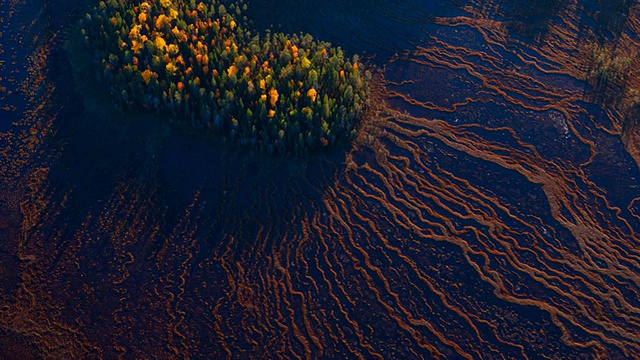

81,0,369,155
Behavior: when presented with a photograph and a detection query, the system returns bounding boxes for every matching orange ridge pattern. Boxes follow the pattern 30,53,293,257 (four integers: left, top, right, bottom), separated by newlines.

1,0,640,359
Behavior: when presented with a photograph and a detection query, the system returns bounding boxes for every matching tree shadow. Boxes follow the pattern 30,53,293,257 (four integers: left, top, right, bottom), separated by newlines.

502,0,569,44
243,0,455,65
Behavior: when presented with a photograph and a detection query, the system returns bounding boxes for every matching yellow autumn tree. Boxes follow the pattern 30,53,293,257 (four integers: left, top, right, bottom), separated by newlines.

141,69,154,85
155,36,167,51
269,88,279,107
169,8,178,19
167,44,179,55
227,65,238,77
301,56,311,69
155,14,167,30
129,24,142,40
131,40,143,54
166,62,177,75
307,88,317,102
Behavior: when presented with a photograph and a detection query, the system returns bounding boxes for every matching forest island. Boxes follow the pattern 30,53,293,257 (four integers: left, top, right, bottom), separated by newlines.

80,0,369,156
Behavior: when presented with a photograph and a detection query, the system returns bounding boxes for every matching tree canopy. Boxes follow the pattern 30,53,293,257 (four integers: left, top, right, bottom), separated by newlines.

81,0,369,155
